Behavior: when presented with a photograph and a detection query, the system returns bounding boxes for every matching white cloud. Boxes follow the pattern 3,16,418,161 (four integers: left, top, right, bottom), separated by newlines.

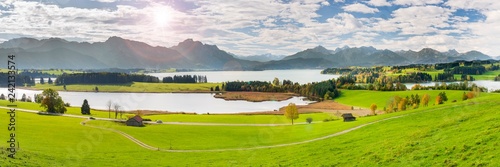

445,0,500,11
387,5,453,35
326,12,365,33
380,35,459,52
92,0,119,3
343,3,379,14
365,0,391,7
392,0,442,6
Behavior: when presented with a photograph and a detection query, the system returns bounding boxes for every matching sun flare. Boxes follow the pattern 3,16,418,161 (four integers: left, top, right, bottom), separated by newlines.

153,7,171,27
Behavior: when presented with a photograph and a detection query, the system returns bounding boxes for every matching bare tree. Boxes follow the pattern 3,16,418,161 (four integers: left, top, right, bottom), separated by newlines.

113,103,121,119
107,100,113,118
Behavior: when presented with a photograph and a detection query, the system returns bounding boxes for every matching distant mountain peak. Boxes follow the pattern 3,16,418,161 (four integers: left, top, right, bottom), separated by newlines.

106,36,125,42
419,48,440,53
178,38,202,45
313,45,327,50
312,45,331,54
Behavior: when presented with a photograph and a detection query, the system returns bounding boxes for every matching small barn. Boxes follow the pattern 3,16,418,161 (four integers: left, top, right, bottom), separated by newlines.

341,113,356,122
126,115,143,127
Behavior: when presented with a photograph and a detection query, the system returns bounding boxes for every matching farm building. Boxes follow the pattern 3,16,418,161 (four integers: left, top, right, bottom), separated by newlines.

126,115,143,127
341,113,356,122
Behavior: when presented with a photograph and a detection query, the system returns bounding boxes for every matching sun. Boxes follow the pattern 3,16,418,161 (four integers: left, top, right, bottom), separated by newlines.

153,7,171,27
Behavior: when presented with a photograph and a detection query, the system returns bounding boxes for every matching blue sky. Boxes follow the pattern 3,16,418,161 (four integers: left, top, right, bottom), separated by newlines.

0,0,499,57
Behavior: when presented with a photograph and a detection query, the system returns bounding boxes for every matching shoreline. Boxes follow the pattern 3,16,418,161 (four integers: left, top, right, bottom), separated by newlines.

19,86,223,94
213,92,298,102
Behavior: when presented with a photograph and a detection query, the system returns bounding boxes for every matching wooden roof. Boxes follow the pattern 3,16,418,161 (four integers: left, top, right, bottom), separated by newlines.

341,113,355,118
129,115,143,122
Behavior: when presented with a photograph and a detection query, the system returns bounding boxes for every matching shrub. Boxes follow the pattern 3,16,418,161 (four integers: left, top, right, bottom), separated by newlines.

143,118,152,121
64,102,71,107
323,117,336,122
306,117,313,124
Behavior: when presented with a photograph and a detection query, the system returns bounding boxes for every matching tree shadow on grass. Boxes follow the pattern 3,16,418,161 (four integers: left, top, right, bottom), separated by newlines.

37,112,63,116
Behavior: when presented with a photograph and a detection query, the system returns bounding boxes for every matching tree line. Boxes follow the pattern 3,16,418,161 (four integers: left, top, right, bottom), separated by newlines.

223,78,340,101
0,73,35,87
162,75,207,83
446,66,486,75
410,81,487,92
18,70,57,78
55,72,160,85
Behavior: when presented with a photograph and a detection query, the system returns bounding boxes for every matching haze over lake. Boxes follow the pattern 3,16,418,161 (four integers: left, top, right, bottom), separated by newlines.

148,69,340,84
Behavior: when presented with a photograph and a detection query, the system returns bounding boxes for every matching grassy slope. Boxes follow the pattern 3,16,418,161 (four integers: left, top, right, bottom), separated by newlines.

459,70,500,80
388,69,446,80
335,89,478,109
390,68,500,81
1,93,499,166
31,82,222,93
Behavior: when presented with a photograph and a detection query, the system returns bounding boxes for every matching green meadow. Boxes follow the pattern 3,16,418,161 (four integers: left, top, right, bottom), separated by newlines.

31,82,222,93
1,91,499,166
458,69,500,80
389,68,500,81
335,89,477,109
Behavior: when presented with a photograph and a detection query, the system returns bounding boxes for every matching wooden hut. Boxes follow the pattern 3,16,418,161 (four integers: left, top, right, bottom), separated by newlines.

341,113,356,122
126,115,143,127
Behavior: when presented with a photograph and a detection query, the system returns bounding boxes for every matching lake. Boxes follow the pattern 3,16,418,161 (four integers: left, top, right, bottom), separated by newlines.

2,89,313,114
4,70,339,114
147,69,340,84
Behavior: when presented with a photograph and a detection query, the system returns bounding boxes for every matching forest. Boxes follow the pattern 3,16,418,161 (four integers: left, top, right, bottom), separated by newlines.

162,75,207,83
55,72,159,85
224,79,340,101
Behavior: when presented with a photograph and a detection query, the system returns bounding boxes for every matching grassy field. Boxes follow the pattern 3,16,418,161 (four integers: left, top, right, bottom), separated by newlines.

1,92,499,166
33,69,83,75
456,69,500,80
334,89,480,109
0,69,83,75
390,68,500,81
30,82,222,93
388,68,446,80
0,100,331,124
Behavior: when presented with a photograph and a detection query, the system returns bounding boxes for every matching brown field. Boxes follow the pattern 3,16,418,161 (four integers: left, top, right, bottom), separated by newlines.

279,100,376,117
214,92,296,102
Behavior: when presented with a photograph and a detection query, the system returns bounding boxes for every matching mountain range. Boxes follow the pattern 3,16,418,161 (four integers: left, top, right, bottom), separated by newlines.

234,53,286,62
0,37,494,70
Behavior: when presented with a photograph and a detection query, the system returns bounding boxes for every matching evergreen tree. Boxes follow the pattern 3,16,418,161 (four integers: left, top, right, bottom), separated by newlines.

81,99,91,115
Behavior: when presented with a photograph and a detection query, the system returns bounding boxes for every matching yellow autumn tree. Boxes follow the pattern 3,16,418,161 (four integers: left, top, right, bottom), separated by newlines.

370,103,377,115
284,103,299,125
398,98,408,111
421,94,430,107
435,95,443,105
